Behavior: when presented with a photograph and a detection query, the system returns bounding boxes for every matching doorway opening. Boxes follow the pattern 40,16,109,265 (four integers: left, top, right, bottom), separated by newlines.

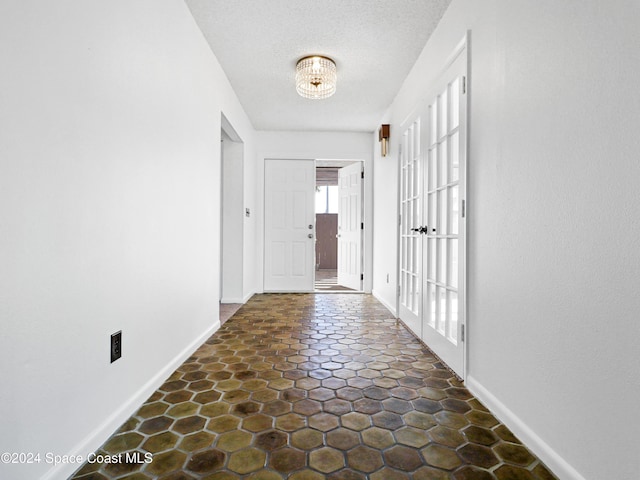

315,161,363,292
220,114,244,322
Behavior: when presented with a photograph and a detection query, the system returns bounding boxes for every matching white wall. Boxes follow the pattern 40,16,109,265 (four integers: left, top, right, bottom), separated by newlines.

242,138,258,301
256,131,373,292
372,1,640,479
371,113,397,314
0,1,255,479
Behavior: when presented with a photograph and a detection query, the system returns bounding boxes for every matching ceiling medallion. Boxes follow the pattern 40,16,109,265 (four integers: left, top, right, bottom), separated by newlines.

295,55,337,100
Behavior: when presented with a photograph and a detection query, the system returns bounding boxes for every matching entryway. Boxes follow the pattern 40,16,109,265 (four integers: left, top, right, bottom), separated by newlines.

220,114,245,324
263,158,364,293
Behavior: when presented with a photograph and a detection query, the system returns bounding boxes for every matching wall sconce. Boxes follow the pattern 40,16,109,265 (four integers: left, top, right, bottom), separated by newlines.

379,124,390,157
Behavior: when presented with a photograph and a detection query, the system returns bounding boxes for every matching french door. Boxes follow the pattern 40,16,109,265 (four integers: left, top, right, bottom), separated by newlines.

398,118,423,336
399,42,467,377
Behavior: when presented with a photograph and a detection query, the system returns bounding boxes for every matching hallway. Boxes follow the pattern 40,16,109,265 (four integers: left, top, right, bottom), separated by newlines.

71,294,556,479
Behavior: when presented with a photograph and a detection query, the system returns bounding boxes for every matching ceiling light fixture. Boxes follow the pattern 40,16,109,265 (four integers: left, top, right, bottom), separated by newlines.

296,55,337,100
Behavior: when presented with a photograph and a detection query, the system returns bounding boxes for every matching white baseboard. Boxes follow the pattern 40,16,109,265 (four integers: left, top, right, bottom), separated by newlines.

220,289,254,305
242,291,254,303
43,320,221,480
221,297,244,304
371,289,397,317
465,375,585,480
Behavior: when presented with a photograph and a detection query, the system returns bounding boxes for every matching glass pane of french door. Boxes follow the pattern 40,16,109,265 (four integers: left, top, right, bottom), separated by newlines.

422,45,466,379
425,82,460,343
398,118,422,335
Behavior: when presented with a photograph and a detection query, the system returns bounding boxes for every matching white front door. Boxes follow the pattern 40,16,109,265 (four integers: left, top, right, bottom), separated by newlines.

264,159,315,292
422,45,467,377
337,162,362,290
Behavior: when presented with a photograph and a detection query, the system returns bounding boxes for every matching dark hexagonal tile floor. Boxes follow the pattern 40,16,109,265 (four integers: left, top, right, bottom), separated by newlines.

69,294,557,479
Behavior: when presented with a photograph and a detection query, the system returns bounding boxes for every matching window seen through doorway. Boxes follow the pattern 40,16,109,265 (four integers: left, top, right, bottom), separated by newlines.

316,185,338,213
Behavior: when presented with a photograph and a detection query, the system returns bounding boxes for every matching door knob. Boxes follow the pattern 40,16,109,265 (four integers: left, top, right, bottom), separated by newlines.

410,226,430,234
308,233,314,239
308,224,313,229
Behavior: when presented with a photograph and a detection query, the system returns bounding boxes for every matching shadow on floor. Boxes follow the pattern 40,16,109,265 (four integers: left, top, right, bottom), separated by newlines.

315,269,355,292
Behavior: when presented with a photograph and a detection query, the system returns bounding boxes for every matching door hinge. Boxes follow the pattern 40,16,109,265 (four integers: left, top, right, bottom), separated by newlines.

360,273,364,281
398,214,402,226
397,285,401,297
461,324,465,342
361,222,364,230
461,199,466,218
462,76,467,94
361,171,364,179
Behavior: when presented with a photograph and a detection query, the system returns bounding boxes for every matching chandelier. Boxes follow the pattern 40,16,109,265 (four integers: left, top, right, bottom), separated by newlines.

295,56,337,100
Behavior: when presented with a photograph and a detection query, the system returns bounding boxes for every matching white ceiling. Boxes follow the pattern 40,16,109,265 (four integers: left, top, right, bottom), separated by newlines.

185,0,452,133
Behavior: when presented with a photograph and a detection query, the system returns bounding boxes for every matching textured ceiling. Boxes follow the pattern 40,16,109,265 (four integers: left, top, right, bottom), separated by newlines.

185,0,452,132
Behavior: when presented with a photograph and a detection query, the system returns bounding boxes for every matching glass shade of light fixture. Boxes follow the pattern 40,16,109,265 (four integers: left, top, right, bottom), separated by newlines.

296,55,336,99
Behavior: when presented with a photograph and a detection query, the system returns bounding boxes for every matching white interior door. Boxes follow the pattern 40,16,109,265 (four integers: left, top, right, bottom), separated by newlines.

264,159,315,292
337,162,362,290
398,118,423,336
422,46,467,377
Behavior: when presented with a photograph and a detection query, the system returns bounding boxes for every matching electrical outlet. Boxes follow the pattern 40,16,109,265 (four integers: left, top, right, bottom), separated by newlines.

111,331,122,363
